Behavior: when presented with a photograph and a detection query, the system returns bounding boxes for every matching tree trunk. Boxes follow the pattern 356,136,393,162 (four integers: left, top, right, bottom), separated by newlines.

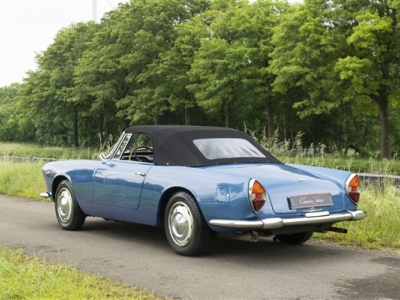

98,113,104,149
224,104,230,127
283,111,287,142
266,100,275,139
185,108,191,125
124,119,130,129
376,89,391,159
73,110,79,147
154,113,159,125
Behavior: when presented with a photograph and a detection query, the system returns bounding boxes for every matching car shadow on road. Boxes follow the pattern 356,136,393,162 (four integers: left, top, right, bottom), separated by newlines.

77,217,347,265
77,217,167,245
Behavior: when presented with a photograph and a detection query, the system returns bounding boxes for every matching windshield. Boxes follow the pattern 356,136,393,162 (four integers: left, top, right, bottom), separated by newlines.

102,132,126,159
193,138,266,160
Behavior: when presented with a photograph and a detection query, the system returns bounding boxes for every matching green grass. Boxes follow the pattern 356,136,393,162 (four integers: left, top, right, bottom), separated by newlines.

0,161,45,200
314,181,400,249
0,142,99,160
0,247,168,300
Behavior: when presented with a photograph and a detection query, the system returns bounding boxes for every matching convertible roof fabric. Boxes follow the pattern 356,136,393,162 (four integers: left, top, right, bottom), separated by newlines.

125,125,281,166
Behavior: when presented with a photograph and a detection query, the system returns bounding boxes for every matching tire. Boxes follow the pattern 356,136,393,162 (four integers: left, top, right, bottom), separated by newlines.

164,191,211,256
275,231,313,245
54,180,86,231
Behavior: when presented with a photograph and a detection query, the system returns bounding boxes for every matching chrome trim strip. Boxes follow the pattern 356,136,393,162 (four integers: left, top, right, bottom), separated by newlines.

209,219,264,229
209,210,366,230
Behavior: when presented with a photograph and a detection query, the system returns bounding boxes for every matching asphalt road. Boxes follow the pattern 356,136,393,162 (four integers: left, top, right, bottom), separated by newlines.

1,195,399,300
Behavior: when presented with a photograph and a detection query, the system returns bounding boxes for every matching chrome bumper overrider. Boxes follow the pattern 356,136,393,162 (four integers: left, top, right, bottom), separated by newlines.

209,210,366,230
40,192,51,198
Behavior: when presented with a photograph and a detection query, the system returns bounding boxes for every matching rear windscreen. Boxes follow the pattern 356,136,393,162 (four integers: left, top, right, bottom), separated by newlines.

193,138,266,160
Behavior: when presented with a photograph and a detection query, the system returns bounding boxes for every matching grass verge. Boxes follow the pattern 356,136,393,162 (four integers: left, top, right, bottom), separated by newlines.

0,247,168,300
314,181,400,249
1,142,98,160
0,160,45,200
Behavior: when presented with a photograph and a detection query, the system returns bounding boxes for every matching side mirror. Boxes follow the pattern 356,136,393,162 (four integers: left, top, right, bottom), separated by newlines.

99,153,107,164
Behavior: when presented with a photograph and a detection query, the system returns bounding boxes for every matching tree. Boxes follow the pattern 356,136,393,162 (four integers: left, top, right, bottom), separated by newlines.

18,69,71,146
74,8,131,146
18,22,98,146
270,0,400,158
146,2,211,125
188,0,287,130
112,0,210,125
237,0,288,137
0,83,33,142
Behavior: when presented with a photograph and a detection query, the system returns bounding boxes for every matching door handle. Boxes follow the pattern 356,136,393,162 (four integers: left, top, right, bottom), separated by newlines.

135,172,146,177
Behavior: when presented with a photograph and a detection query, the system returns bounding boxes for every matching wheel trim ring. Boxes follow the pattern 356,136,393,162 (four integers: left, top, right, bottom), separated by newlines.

168,201,194,247
57,188,73,223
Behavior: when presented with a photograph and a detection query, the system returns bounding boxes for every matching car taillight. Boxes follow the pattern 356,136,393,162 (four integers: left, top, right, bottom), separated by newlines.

249,179,266,213
346,174,360,204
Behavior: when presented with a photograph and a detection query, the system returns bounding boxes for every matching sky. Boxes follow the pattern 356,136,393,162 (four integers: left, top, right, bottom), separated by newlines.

0,0,128,87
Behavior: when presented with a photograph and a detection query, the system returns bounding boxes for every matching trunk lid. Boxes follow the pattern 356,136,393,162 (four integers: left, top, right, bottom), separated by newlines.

208,163,345,215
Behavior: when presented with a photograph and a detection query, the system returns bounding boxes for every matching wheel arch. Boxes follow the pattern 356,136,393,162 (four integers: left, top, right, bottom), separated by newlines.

51,175,70,201
157,187,200,227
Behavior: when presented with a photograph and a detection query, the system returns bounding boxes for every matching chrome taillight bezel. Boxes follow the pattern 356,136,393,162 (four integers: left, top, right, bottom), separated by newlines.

248,179,266,213
345,173,360,204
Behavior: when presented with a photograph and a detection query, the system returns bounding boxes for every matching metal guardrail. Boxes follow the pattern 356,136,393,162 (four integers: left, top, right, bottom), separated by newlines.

0,156,57,163
358,173,400,192
359,173,400,184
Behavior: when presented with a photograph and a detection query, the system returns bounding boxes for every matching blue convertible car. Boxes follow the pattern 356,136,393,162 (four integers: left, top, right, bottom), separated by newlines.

41,125,366,256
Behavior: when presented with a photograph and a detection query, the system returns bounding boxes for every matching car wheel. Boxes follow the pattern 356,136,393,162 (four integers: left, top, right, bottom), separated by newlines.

55,180,86,231
275,231,313,245
165,191,211,256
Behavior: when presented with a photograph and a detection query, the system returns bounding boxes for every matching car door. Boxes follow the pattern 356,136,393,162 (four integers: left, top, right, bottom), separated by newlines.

93,132,154,211
93,161,151,210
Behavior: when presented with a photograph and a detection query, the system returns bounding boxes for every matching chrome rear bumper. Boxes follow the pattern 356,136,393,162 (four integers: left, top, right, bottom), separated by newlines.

209,210,366,230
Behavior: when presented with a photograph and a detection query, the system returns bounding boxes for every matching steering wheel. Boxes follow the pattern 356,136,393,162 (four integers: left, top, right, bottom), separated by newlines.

129,146,153,161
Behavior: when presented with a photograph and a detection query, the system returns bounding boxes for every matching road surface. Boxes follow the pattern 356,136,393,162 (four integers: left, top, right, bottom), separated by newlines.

0,195,399,300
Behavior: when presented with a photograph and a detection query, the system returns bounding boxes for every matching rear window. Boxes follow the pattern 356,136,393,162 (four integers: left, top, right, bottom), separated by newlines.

193,138,266,160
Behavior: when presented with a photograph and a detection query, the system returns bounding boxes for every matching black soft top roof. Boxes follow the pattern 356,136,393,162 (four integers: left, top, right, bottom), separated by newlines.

125,125,280,166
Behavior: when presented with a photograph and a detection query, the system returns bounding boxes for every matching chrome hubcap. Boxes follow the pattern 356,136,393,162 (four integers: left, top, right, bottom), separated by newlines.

168,201,193,247
57,188,73,223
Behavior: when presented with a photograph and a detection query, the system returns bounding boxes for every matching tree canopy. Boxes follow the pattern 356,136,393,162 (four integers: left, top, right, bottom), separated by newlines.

1,0,400,158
